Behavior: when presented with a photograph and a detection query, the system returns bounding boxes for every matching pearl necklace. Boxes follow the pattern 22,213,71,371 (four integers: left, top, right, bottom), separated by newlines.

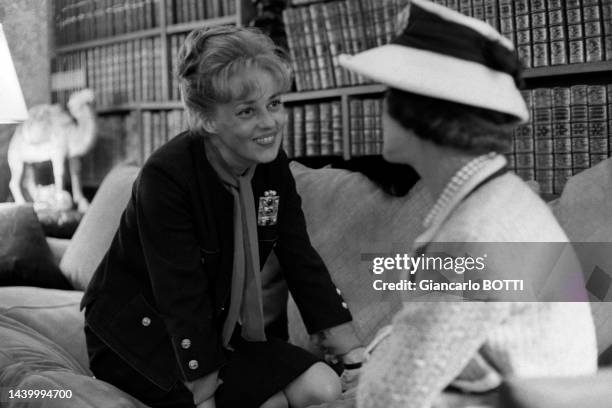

423,152,498,229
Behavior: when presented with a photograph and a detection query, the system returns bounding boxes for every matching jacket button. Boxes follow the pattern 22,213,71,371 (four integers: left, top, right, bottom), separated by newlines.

141,317,151,327
341,302,348,309
336,288,342,295
181,339,192,349
188,360,199,370
201,257,205,264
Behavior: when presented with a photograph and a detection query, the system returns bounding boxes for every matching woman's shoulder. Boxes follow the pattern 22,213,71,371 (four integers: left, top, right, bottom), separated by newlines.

141,131,197,177
441,173,567,242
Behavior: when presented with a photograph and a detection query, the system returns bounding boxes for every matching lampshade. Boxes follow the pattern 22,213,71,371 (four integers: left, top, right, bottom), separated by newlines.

0,23,28,123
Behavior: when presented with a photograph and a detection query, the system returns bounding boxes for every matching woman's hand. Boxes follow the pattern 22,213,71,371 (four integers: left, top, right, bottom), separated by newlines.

184,370,222,407
339,347,366,392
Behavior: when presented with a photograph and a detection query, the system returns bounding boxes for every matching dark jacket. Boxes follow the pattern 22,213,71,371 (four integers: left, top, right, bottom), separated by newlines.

81,131,352,391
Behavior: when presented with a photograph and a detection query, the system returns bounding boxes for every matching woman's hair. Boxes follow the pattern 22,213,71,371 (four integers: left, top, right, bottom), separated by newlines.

386,88,519,154
176,26,292,130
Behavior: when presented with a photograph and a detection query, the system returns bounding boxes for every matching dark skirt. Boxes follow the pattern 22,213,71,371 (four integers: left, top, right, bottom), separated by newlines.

85,325,320,408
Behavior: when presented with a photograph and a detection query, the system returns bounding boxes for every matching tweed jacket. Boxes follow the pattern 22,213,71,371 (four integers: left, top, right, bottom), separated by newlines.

357,161,597,408
81,131,352,390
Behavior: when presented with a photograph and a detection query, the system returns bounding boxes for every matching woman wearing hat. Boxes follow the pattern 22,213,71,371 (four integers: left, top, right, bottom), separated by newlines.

338,1,597,407
81,26,364,408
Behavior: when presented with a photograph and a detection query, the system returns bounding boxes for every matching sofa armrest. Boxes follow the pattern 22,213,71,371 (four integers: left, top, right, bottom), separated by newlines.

46,237,70,266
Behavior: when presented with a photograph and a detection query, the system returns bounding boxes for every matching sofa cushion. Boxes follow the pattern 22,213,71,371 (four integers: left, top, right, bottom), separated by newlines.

0,204,71,289
287,162,432,352
60,165,140,290
550,158,612,359
0,314,148,408
0,287,87,368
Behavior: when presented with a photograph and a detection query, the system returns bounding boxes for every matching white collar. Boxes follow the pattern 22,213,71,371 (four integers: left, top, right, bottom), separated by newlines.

414,154,507,250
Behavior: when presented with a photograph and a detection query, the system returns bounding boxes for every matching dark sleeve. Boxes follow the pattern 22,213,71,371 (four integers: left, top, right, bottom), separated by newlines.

135,163,225,382
273,152,353,334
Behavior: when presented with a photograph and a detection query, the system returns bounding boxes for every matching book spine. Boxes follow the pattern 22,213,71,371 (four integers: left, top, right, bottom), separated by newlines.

608,84,612,154
345,0,369,84
349,99,363,156
142,111,153,160
587,85,608,166
304,103,320,156
120,42,128,104
472,0,485,21
584,0,604,62
299,6,320,91
322,2,347,88
126,40,134,102
499,0,516,45
570,84,590,174
371,0,388,46
152,0,161,26
362,98,375,155
533,88,554,194
293,105,305,157
332,100,343,156
604,0,612,60
547,0,568,64
552,87,572,193
141,38,150,101
337,1,357,85
154,36,163,101
319,102,333,155
170,35,178,100
166,0,175,24
309,4,334,89
134,40,142,102
516,0,532,68
459,0,473,16
359,0,377,49
152,111,161,152
195,0,204,21
531,0,550,67
485,0,500,31
515,89,535,181
375,98,383,155
283,106,294,158
566,0,585,63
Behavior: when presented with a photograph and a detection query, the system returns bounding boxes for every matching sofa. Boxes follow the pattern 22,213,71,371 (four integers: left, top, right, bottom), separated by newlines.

0,159,611,408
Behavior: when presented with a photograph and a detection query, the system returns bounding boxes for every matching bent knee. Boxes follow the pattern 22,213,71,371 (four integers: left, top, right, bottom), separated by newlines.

287,362,341,407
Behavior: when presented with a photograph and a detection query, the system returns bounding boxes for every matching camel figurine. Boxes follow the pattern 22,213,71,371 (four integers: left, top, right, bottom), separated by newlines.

7,89,97,212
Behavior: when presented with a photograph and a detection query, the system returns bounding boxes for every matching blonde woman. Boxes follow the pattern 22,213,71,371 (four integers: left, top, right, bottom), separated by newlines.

82,26,364,408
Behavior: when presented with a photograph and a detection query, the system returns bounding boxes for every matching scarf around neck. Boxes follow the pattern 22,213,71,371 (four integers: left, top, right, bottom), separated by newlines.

204,139,267,346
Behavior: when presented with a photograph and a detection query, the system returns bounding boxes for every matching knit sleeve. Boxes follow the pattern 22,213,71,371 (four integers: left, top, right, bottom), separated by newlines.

357,301,512,408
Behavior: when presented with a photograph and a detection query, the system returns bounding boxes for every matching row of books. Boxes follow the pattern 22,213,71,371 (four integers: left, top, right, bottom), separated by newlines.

169,33,188,102
283,0,612,92
81,113,134,186
54,0,161,45
283,0,409,91
430,0,612,67
283,98,383,158
166,0,236,25
53,0,236,45
82,110,188,185
508,83,612,194
51,38,166,107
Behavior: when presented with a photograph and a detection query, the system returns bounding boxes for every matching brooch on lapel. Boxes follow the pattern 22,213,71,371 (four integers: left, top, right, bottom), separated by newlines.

258,190,279,226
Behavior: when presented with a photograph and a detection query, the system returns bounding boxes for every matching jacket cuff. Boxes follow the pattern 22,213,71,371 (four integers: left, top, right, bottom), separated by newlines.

312,321,362,356
171,331,227,382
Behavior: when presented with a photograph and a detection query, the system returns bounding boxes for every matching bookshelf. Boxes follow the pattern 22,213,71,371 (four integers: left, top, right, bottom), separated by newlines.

51,0,612,194
281,0,612,196
50,0,255,187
